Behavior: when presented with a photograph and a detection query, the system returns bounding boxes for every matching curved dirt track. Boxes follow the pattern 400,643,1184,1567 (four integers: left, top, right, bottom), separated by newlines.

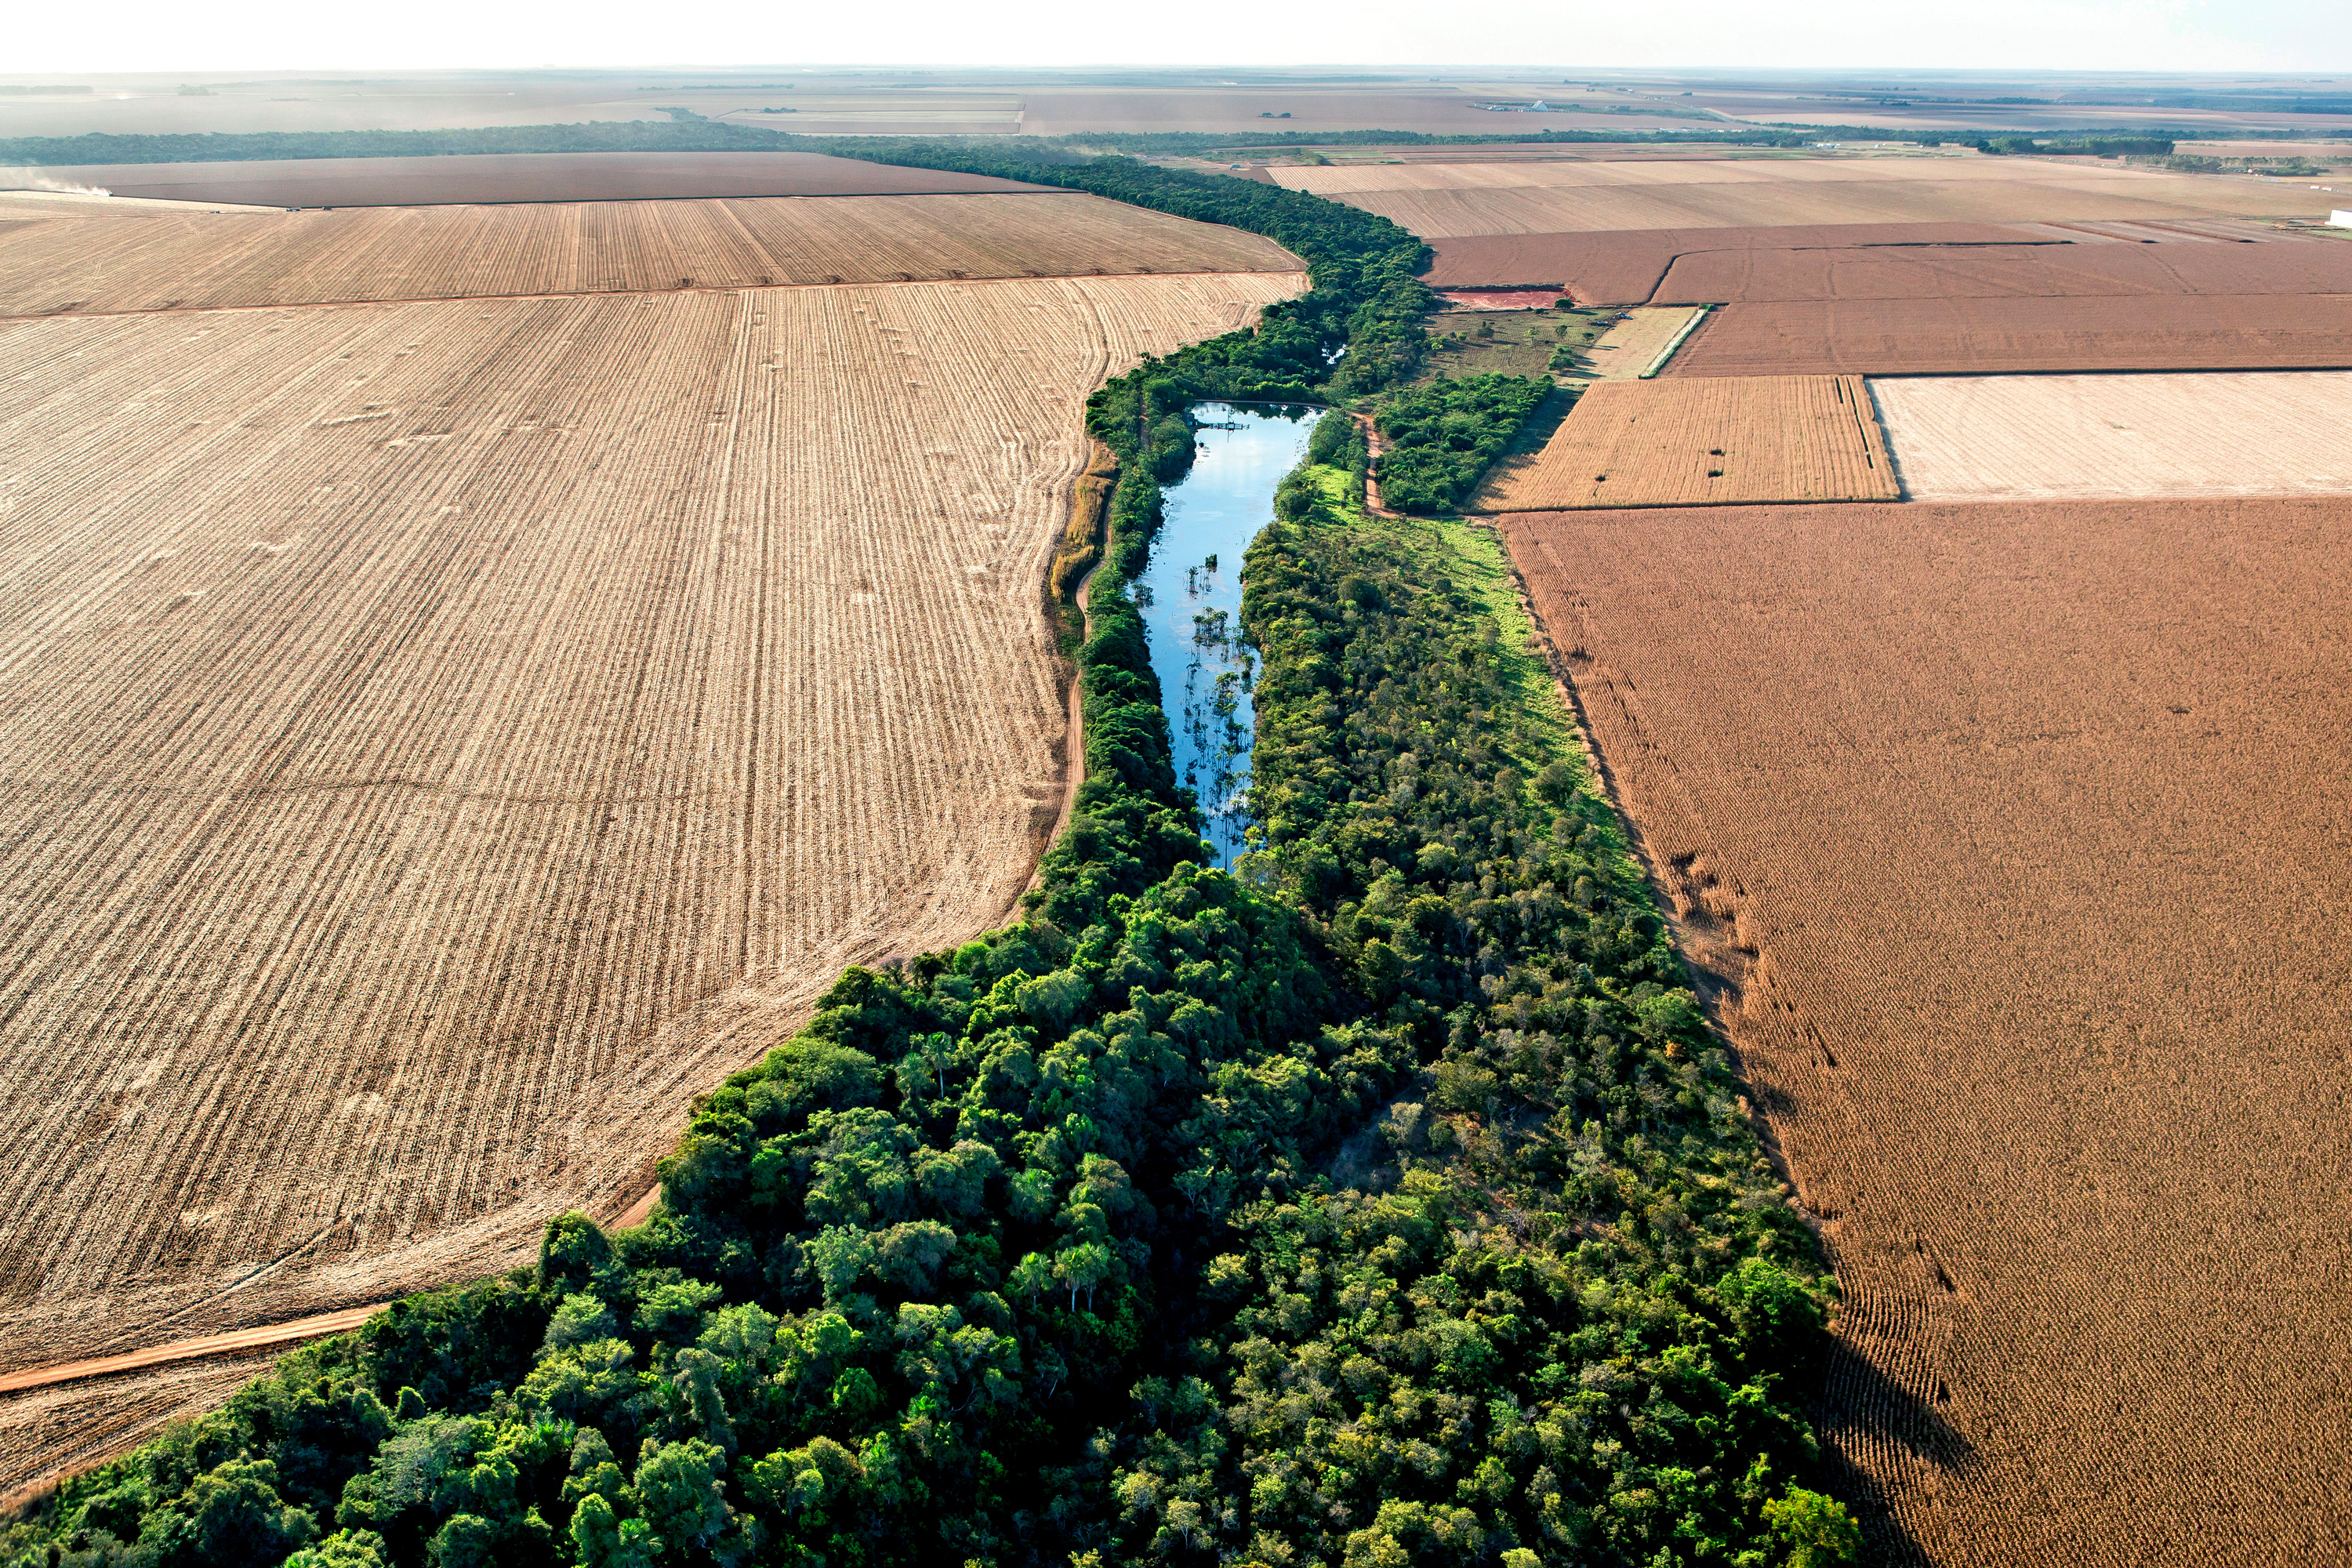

0,1307,386,1397
1501,498,2352,1566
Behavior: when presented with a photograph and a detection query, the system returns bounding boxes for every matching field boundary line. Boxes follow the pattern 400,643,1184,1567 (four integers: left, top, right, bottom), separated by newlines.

1639,307,1711,378
0,267,1312,325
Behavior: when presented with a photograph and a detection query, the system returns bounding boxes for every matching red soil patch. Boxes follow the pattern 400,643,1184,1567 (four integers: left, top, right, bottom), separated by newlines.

1424,222,2060,303
1434,288,1566,310
1655,238,2352,302
40,151,1052,208
1664,293,2352,376
1502,496,2352,1565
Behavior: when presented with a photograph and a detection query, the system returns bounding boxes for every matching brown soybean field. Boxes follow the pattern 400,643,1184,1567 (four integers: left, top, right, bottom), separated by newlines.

1421,222,2057,303
0,264,1303,1494
1871,371,2352,499
0,192,1301,317
1475,375,1898,510
1501,497,2352,1566
1652,234,2352,303
1663,293,2352,376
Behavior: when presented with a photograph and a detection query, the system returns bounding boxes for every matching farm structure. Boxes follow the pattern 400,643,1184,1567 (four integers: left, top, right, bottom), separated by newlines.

0,263,1304,1497
1501,497,2352,1566
1267,155,2342,238
0,191,1301,317
31,151,1056,207
1661,292,2352,376
1871,371,2352,499
1475,376,1898,510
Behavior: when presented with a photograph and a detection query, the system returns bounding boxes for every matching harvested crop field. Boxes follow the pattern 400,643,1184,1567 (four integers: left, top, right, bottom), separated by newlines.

1665,294,2352,376
1872,371,2352,499
0,192,1301,317
1653,236,2352,303
0,266,1303,1494
1502,497,2352,1566
1423,223,2056,303
1269,156,2341,238
1563,304,1708,380
1475,375,1897,510
35,151,1054,207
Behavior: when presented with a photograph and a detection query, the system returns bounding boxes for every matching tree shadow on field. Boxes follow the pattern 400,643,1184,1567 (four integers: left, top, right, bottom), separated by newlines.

1813,1335,1978,1567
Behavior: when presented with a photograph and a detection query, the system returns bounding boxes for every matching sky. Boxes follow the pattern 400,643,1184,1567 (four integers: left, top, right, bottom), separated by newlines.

9,0,2347,75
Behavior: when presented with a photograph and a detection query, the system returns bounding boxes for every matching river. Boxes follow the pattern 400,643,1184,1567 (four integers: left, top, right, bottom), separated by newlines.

1134,403,1316,868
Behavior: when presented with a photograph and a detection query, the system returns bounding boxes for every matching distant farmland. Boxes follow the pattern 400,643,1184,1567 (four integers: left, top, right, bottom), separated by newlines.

30,150,1055,207
1663,292,2352,375
1503,496,2352,1564
0,191,1301,316
1267,154,2341,236
1651,234,2352,303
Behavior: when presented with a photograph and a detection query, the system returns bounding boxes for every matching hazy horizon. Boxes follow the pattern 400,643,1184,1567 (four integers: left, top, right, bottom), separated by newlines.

9,0,2347,77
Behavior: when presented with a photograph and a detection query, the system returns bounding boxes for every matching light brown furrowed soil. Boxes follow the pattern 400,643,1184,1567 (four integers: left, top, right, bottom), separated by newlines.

0,193,1301,318
0,267,1304,1498
1869,371,2352,499
1664,294,2352,376
1558,305,1708,381
35,151,1054,207
1268,157,2342,238
1476,375,1897,510
1653,237,2352,302
1422,223,2056,302
1501,498,2352,1566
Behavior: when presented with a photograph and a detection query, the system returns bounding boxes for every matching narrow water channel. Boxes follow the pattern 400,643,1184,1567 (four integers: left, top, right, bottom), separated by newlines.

1135,403,1315,868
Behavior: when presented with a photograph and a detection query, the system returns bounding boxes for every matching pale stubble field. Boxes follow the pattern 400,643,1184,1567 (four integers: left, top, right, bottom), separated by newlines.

0,265,1302,1492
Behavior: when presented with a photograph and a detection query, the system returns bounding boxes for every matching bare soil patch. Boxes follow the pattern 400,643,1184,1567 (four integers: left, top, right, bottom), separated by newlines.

1433,288,1566,310
1871,370,2352,499
1476,375,1897,510
0,271,1302,1491
1667,294,2352,376
0,193,1302,317
1502,496,2352,1565
36,151,1054,207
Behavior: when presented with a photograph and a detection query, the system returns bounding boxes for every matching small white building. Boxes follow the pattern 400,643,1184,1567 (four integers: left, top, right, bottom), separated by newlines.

2332,209,2352,228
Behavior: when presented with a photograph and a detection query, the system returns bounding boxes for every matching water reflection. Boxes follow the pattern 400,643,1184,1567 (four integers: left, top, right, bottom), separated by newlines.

1136,404,1313,867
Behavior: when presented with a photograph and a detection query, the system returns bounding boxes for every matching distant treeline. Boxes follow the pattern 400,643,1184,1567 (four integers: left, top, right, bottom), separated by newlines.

0,118,2220,167
1967,136,2177,157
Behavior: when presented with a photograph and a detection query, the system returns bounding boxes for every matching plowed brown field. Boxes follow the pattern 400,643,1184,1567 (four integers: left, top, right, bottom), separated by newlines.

0,266,1304,1497
1475,375,1897,510
1502,498,2352,1566
1665,294,2352,376
1268,157,2340,238
1654,238,2352,302
0,192,1301,317
36,151,1054,207
1423,223,2055,303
